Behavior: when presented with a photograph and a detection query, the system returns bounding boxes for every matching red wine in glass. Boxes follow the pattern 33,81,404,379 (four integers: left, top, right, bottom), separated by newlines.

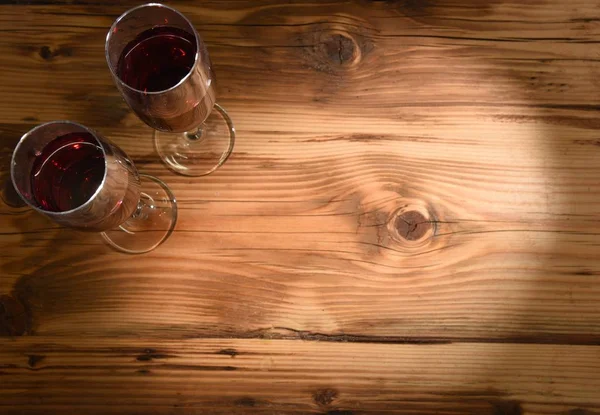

106,3,234,176
31,132,105,212
117,26,196,93
13,121,178,253
117,26,212,132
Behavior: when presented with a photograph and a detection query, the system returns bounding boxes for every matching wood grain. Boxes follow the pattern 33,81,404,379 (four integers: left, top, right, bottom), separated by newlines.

1,337,600,414
1,0,599,341
1,0,600,412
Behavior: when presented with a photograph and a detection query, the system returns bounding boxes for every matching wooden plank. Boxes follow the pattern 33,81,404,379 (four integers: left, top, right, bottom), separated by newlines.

1,0,600,342
0,337,599,414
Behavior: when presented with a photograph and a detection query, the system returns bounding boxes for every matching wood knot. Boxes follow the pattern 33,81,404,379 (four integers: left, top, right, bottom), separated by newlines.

395,210,430,241
0,295,28,336
322,33,357,66
39,45,73,61
387,204,436,247
299,27,370,74
27,354,45,368
313,388,339,406
388,204,435,245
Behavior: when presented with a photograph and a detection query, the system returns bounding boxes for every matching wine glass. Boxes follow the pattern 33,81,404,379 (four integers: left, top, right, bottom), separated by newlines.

105,3,235,177
1,141,27,209
11,121,177,254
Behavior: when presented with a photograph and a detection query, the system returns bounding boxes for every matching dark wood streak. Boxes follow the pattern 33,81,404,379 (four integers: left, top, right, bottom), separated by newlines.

135,353,173,362
325,410,354,415
217,348,239,357
242,327,600,346
490,400,522,415
234,397,257,407
20,364,239,371
565,409,600,415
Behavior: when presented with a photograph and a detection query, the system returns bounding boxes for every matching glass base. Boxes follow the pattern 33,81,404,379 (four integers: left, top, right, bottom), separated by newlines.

101,174,177,254
154,103,235,177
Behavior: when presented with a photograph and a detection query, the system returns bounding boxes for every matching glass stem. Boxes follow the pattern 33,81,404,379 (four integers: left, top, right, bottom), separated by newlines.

130,194,151,221
119,197,148,234
131,199,145,218
186,125,204,141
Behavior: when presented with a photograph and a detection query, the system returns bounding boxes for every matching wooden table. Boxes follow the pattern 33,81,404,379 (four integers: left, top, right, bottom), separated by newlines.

1,0,600,413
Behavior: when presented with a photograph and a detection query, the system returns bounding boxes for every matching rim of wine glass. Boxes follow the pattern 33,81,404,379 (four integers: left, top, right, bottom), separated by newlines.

105,2,202,96
11,120,110,217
